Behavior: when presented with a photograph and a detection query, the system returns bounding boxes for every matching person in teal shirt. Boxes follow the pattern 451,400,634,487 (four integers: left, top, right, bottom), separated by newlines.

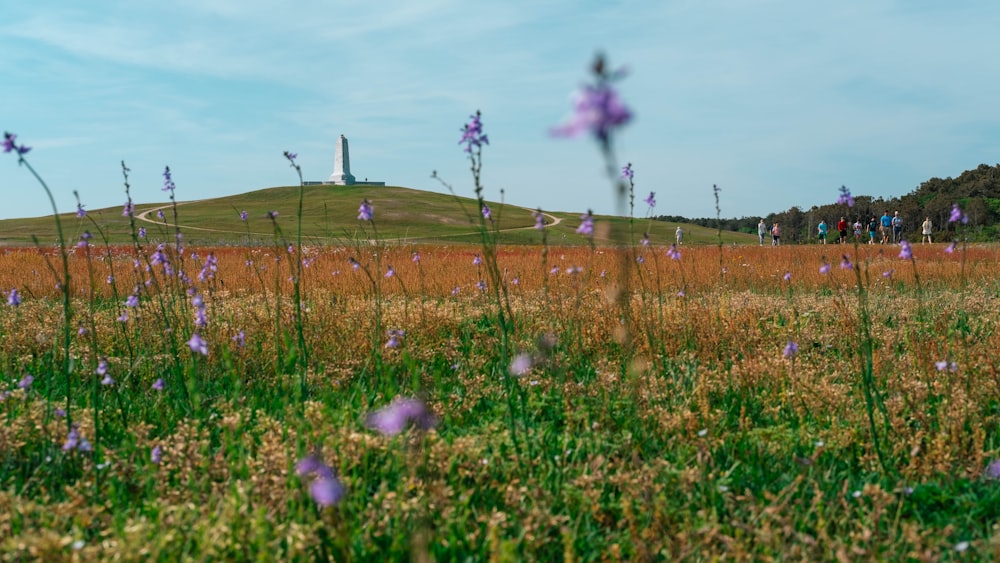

817,220,828,244
880,211,893,244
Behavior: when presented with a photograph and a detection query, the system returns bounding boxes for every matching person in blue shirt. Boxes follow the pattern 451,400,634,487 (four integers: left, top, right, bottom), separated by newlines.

817,220,828,244
880,211,893,244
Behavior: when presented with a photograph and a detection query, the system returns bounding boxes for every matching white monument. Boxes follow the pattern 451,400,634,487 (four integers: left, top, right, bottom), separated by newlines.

327,134,356,185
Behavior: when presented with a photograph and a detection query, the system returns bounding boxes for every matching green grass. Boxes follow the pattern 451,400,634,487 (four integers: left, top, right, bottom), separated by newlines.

0,184,755,246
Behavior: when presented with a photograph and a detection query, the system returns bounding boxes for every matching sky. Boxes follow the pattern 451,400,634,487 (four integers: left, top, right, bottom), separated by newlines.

2,0,1000,221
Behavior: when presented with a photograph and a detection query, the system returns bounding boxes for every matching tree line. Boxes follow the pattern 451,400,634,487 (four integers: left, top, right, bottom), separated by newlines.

656,163,1000,243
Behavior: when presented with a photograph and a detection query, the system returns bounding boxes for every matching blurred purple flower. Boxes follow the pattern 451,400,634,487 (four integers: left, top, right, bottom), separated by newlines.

296,455,345,507
63,425,92,452
122,202,134,217
283,151,298,163
644,192,655,208
640,234,649,246
151,378,165,391
883,269,894,278
18,374,33,389
837,186,854,207
509,353,533,376
125,293,139,308
240,210,248,221
783,341,798,359
622,163,634,179
412,252,420,263
840,255,852,270
96,358,108,376
481,204,491,219
385,329,404,349
949,203,968,224
783,272,792,281
533,209,545,230
366,397,437,436
138,227,146,238
384,265,395,278
7,288,21,307
357,199,373,221
187,333,208,356
151,445,162,464
267,211,279,220
476,280,486,291
820,262,831,274
473,255,482,266
945,241,956,254
157,209,165,220
232,330,245,349
551,80,632,142
667,244,681,261
576,210,594,236
636,255,645,264
458,111,489,153
899,240,912,260
985,458,1000,480
935,360,957,372
76,204,86,218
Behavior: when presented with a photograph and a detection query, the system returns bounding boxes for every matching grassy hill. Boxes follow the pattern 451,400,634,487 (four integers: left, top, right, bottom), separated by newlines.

0,184,755,246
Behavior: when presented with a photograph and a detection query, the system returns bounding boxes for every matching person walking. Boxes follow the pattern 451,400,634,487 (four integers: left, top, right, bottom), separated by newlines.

771,222,781,246
837,216,849,244
757,219,768,246
817,220,828,244
921,216,932,244
880,211,893,244
867,216,878,245
853,218,863,243
892,211,903,243
675,226,683,245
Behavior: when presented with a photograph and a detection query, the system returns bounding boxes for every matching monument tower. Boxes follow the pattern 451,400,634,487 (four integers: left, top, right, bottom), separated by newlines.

328,134,356,185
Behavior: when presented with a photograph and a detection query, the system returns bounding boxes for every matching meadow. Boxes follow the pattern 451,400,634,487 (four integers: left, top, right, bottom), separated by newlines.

2,233,1000,560
3,67,999,560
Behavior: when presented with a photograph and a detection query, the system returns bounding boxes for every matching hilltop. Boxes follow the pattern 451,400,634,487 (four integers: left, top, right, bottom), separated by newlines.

0,184,754,247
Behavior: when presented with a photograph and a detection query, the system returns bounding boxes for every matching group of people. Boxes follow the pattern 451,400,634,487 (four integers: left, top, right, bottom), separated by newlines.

815,211,932,245
755,211,935,246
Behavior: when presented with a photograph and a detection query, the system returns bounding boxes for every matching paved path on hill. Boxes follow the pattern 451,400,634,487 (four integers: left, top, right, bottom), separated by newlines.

134,202,563,242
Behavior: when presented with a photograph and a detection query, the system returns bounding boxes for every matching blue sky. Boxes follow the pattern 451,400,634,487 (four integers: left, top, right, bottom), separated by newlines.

3,1,1000,221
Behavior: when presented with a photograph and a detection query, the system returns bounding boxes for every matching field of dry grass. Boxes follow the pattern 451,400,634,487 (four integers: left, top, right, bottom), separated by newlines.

1,240,999,560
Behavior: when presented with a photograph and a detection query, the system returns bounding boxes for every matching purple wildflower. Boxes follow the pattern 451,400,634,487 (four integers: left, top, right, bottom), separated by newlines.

412,252,420,263
283,151,298,163
640,234,649,246
984,458,1000,481
883,269,894,278
122,202,134,217
476,280,487,291
232,330,245,349
295,454,345,507
576,210,594,236
384,265,395,278
783,272,792,281
7,288,21,307
151,445,162,464
644,192,656,208
667,244,681,260
138,227,146,238
385,329,404,349
187,333,209,356
840,255,852,270
551,74,632,142
162,166,175,193
458,111,489,153
622,163,634,179
533,209,546,230
240,210,248,221
267,211,279,220
366,397,438,436
473,255,482,266
509,353,533,376
157,209,165,220
481,204,491,219
96,358,108,376
820,262,831,274
125,293,139,308
945,241,956,254
349,257,360,271
636,255,645,264
151,378,165,391
76,204,86,218
2,132,31,156
837,186,855,207
358,199,373,221
783,341,798,359
949,204,968,224
18,374,33,389
935,360,957,372
63,425,92,452
899,240,912,260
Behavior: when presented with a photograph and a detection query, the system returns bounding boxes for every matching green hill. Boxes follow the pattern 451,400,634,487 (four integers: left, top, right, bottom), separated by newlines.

0,184,755,247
